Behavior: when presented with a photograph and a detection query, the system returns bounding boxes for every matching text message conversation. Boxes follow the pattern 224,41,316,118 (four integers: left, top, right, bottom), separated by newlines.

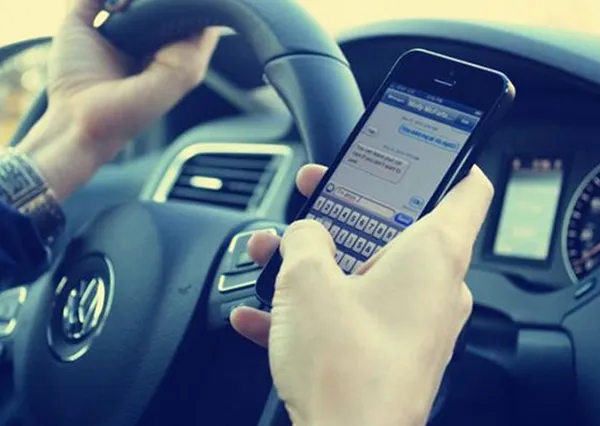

308,83,482,273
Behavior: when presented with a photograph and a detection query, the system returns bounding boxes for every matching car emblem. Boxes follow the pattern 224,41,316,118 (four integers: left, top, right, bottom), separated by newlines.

48,255,114,362
62,277,106,341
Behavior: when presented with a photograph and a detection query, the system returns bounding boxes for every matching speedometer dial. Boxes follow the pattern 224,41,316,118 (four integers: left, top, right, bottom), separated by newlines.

564,164,600,282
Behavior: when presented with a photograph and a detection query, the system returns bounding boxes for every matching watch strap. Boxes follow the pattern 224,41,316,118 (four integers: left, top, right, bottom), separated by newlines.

0,148,66,246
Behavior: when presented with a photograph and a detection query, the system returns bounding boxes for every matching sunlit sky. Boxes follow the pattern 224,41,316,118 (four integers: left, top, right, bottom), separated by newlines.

0,0,599,46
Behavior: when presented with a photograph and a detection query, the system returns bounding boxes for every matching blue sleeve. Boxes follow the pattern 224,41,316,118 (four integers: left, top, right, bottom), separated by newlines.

0,201,49,286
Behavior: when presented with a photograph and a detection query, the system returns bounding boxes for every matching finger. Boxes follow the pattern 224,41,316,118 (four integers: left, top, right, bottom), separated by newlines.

70,0,105,25
230,307,271,348
248,231,281,266
113,28,220,134
151,27,220,86
279,220,341,280
280,220,336,261
363,167,492,284
427,165,494,244
354,244,389,275
296,164,328,198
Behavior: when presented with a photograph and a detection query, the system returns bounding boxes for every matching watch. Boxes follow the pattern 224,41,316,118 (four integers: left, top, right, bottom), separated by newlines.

0,148,66,246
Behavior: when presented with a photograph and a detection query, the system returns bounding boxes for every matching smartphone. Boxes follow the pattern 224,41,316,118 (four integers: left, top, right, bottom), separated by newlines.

256,48,515,305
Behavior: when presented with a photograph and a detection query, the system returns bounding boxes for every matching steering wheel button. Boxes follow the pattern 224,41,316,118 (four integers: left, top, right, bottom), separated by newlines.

236,251,256,268
0,287,27,322
574,277,596,299
218,269,262,292
0,321,17,339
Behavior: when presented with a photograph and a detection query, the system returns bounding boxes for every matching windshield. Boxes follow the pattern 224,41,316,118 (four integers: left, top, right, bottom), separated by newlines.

1,0,599,45
299,0,600,36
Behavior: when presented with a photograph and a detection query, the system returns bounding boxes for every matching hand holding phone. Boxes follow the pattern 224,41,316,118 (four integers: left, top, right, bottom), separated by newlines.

256,49,515,305
234,165,494,426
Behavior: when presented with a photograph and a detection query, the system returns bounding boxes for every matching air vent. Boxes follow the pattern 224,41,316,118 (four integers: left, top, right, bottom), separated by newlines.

153,143,293,211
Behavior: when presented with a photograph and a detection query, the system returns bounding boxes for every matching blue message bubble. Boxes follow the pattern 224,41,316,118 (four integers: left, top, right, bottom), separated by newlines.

398,124,460,153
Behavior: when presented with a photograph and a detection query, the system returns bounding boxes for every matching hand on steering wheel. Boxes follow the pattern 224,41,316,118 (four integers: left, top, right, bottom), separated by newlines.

232,164,494,426
17,0,220,201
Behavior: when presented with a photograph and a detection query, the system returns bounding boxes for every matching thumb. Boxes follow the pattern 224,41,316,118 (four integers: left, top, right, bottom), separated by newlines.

276,220,342,295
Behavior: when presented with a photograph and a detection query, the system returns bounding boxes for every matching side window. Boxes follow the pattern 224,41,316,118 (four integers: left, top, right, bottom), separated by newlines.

0,44,50,145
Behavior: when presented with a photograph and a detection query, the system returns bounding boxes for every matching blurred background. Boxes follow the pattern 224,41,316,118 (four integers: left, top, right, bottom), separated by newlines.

0,0,598,145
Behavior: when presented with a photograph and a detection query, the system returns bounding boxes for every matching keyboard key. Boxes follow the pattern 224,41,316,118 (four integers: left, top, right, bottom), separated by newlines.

352,260,364,273
306,213,316,220
329,225,341,239
356,214,369,231
340,254,357,272
335,250,344,263
374,223,388,239
322,200,334,214
315,217,324,224
344,233,358,249
330,203,343,219
321,218,333,230
374,245,383,255
383,227,398,243
365,218,379,235
338,207,352,223
336,229,350,245
314,196,326,211
352,237,367,253
347,211,360,227
394,212,414,228
362,241,376,257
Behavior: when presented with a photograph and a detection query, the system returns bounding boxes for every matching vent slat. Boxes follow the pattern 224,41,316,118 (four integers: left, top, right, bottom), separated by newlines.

169,187,251,208
182,165,264,182
188,156,272,171
177,176,257,195
167,151,278,210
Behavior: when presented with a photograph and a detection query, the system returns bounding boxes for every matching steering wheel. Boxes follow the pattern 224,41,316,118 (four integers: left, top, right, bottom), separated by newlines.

9,0,368,425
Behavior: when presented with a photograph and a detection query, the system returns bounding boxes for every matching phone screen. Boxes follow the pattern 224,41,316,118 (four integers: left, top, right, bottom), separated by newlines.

308,82,483,273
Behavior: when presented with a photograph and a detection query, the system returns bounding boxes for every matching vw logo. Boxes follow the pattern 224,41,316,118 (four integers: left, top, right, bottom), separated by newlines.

48,255,114,362
62,277,106,341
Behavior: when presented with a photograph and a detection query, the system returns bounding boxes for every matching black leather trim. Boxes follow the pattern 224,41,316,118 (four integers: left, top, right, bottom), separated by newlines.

98,0,347,66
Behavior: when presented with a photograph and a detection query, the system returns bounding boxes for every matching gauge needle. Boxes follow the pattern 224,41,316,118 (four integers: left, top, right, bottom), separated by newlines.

574,241,600,266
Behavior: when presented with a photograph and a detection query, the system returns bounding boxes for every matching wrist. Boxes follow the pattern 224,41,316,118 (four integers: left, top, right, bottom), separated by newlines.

289,368,432,426
15,108,110,202
291,395,429,426
299,408,427,426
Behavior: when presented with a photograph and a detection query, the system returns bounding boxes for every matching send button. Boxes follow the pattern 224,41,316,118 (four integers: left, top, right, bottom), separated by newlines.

394,212,414,228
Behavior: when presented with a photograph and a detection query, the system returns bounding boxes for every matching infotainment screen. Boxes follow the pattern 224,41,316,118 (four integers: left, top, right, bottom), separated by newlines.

493,157,564,261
